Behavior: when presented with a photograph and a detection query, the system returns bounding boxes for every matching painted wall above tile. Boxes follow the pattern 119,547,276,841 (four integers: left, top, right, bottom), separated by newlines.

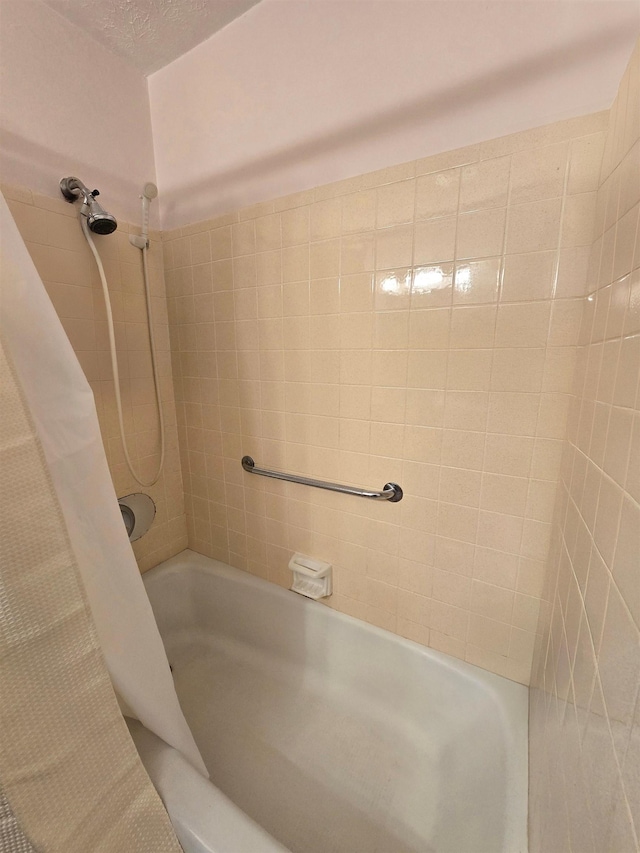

149,0,639,228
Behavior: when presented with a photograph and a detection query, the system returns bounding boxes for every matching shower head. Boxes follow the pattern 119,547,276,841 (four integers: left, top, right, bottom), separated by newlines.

60,176,118,235
143,182,158,200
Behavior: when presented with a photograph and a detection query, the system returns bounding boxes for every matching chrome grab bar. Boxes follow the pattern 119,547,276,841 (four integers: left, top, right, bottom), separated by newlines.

241,456,403,502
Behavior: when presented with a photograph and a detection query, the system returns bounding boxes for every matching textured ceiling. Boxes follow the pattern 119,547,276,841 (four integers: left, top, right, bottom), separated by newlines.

40,0,262,75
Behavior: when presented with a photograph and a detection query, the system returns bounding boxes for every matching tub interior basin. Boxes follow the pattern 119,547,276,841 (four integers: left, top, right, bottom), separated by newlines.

144,550,528,853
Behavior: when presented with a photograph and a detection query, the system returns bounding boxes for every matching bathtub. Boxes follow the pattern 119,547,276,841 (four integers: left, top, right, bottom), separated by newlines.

134,549,528,853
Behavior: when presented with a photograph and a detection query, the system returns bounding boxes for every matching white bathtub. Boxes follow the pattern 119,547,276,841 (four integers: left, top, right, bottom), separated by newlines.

135,549,528,853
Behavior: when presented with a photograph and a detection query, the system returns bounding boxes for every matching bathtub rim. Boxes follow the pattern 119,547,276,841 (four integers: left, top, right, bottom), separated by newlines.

127,717,290,853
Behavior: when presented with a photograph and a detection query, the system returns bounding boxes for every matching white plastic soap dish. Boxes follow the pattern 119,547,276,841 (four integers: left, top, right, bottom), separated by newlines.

289,553,332,600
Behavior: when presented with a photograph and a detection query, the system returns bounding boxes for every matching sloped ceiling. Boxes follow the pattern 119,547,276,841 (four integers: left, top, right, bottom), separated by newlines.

40,0,262,75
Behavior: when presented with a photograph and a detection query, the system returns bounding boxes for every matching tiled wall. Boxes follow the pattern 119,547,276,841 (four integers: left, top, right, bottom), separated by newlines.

162,110,607,685
529,40,640,851
3,184,188,571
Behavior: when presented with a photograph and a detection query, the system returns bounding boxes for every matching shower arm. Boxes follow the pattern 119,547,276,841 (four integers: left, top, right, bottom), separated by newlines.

60,176,98,205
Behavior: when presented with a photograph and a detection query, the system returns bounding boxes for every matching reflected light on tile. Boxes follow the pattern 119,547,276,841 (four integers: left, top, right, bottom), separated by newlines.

454,265,472,293
452,259,501,305
380,273,403,294
413,265,452,294
375,269,412,309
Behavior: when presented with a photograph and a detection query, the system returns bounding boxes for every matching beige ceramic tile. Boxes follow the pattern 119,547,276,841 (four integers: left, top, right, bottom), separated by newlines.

415,170,460,221
310,198,342,241
529,44,640,853
282,245,309,282
495,302,551,348
568,134,606,195
414,216,456,265
506,198,563,254
376,180,416,228
510,141,568,204
449,305,497,349
410,264,454,309
281,206,310,247
459,156,510,212
375,225,414,269
342,190,377,233
341,232,375,274
562,193,597,248
453,258,501,305
255,214,282,252
501,251,556,302
374,269,412,312
457,208,506,259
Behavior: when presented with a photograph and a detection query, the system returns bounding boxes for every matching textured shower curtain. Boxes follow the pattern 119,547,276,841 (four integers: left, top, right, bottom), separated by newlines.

0,191,206,778
0,331,183,851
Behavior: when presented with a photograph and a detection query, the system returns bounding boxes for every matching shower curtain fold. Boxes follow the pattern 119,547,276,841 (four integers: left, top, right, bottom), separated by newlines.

0,191,207,778
0,336,183,852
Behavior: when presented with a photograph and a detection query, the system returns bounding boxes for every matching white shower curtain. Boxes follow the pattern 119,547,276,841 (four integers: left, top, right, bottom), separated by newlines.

0,192,207,777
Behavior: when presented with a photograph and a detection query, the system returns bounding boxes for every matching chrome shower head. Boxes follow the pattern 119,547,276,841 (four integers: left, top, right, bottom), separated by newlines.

85,196,118,235
60,176,118,235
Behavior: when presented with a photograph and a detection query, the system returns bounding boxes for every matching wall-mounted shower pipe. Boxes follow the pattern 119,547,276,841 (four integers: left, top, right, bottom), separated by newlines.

61,178,165,488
